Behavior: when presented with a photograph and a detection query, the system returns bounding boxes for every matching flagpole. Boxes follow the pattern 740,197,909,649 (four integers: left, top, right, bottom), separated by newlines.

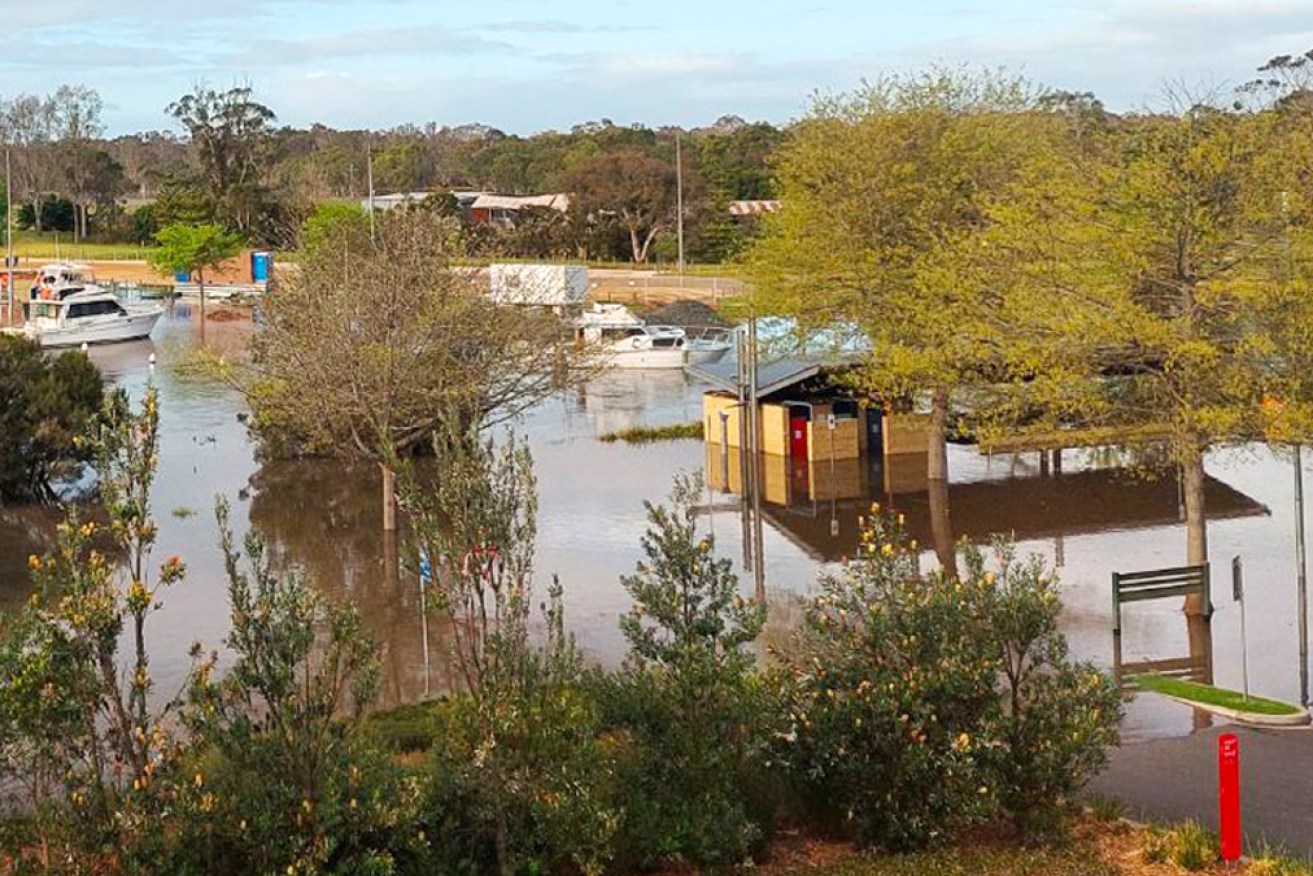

5,149,12,323
675,130,685,274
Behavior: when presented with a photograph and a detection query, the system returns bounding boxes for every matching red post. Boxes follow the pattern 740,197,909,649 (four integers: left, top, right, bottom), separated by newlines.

1218,733,1241,861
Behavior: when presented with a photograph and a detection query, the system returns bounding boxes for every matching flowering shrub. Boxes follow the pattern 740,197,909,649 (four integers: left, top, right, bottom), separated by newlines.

171,498,421,875
777,508,1121,850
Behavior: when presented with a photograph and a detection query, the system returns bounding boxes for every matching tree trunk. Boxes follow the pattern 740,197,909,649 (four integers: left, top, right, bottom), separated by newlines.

926,388,955,574
197,273,207,344
380,463,397,531
1181,443,1213,683
927,387,950,481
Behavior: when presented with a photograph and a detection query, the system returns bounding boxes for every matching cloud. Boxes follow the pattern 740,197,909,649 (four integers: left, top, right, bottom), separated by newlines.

228,24,513,66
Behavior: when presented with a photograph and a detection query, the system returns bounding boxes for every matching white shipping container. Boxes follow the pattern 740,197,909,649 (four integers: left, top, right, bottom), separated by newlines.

488,264,589,307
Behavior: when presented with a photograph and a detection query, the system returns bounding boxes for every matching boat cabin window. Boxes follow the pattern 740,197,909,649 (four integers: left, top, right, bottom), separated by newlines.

68,300,124,318
25,302,60,319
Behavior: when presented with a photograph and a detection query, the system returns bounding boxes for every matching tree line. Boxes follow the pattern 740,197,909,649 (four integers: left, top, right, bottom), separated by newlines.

0,83,784,262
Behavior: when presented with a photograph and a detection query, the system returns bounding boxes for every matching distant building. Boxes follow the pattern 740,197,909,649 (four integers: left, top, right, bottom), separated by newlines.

728,200,781,217
470,193,570,225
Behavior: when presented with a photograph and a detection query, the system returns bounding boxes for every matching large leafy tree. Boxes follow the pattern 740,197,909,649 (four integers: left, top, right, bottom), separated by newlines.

167,85,276,233
982,95,1313,635
748,69,1063,567
0,336,104,503
566,149,677,263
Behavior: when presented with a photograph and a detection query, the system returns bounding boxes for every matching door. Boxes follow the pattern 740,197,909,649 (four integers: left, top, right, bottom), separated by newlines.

789,411,809,463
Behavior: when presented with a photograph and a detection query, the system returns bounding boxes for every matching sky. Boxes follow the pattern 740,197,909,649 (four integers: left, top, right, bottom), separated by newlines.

2,0,1312,136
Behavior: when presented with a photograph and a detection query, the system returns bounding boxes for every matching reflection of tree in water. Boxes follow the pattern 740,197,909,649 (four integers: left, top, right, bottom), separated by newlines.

247,459,456,708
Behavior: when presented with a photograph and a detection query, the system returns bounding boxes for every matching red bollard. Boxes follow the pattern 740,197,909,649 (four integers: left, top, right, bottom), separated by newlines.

1218,733,1241,861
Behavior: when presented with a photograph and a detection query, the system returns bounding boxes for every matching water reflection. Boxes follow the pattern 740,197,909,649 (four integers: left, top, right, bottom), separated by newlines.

0,303,1308,741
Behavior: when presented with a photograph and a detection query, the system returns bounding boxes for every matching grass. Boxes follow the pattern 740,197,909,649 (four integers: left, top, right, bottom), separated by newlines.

1133,674,1304,716
598,421,704,444
10,232,151,262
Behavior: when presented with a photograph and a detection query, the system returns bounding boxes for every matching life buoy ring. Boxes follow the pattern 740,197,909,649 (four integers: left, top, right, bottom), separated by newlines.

630,336,643,349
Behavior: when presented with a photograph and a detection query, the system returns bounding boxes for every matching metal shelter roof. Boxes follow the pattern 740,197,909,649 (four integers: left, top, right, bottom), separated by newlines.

689,357,822,398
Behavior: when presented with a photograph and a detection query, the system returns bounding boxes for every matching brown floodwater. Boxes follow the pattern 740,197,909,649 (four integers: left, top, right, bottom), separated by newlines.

1,303,1308,741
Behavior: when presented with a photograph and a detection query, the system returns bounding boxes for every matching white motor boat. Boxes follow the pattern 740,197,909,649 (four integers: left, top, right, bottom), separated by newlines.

4,264,163,348
575,303,731,370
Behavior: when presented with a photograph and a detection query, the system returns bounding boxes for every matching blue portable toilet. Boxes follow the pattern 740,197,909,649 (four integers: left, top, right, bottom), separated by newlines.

251,251,272,284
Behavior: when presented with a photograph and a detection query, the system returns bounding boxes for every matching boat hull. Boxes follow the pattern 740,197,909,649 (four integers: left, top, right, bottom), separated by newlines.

687,344,731,365
19,307,163,348
606,348,689,369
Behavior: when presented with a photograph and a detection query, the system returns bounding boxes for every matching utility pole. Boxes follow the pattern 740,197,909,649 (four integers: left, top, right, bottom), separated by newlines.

4,149,11,323
747,315,765,601
366,139,376,245
675,130,685,274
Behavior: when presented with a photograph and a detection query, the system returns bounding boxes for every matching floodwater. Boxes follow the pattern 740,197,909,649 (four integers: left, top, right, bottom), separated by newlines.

1,304,1310,742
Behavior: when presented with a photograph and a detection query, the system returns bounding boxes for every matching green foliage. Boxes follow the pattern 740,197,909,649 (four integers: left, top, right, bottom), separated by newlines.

971,543,1123,839
597,421,703,444
174,498,418,874
599,473,774,868
0,388,186,866
148,222,244,284
303,200,371,256
777,510,1120,851
0,335,104,502
402,425,618,876
17,196,75,233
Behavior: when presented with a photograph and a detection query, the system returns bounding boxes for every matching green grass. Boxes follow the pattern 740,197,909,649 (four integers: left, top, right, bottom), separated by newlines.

598,421,704,444
10,232,150,261
1134,674,1304,716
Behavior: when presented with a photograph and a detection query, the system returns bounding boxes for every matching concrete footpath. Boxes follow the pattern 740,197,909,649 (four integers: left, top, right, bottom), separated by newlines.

1089,724,1313,855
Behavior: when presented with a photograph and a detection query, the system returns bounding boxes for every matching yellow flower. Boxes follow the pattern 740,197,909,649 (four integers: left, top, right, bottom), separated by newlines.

27,555,41,571
194,772,204,788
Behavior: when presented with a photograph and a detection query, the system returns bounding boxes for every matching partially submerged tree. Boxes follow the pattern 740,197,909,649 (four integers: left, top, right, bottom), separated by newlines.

147,222,244,341
749,69,1061,568
236,208,574,528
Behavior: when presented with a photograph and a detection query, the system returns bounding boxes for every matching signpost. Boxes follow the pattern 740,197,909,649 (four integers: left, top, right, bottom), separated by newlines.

1233,555,1249,702
1218,733,1241,862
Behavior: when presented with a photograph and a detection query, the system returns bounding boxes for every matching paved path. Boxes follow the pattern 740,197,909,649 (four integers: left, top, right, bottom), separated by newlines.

1090,722,1313,856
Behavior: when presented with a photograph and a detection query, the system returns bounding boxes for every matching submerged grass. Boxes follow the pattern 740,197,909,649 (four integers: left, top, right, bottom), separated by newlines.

599,421,704,444
1134,674,1303,716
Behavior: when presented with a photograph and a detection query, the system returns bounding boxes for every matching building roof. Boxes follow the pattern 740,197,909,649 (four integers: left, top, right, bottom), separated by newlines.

690,357,822,397
471,193,570,212
729,200,780,216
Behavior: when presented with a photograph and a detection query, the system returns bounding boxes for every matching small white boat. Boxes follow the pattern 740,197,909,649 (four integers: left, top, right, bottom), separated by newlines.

575,304,731,370
4,264,163,348
686,328,733,365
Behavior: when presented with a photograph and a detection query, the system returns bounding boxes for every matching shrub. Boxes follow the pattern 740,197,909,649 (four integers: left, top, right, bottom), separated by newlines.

778,509,998,851
402,426,617,876
598,473,775,869
1166,820,1218,871
972,542,1123,839
0,388,184,866
174,498,423,874
777,509,1122,851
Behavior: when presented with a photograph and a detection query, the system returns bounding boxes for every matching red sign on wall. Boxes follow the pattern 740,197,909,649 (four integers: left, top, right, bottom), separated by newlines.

1218,733,1241,861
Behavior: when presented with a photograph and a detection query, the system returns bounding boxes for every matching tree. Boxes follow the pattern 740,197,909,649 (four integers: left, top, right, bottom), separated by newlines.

981,94,1313,631
235,208,574,528
51,84,105,240
0,335,104,503
748,69,1058,569
603,473,772,867
167,85,276,233
147,222,244,340
566,149,676,262
1,93,58,232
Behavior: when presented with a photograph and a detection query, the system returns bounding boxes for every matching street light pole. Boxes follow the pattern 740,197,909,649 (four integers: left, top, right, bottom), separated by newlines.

675,130,685,274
